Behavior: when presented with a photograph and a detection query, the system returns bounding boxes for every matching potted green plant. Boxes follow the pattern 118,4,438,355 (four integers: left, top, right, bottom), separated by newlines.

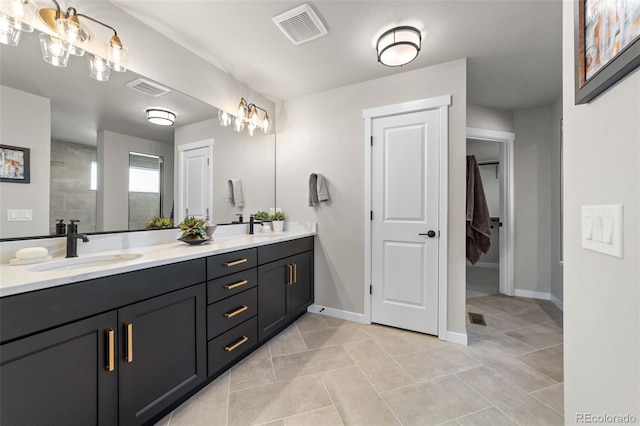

253,211,270,221
145,216,174,229
271,211,286,232
177,216,208,244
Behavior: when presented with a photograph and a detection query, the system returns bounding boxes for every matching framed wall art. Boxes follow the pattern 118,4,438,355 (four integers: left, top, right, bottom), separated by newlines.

0,145,30,183
575,0,640,104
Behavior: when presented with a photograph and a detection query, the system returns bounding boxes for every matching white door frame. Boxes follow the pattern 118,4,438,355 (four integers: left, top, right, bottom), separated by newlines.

363,95,451,340
466,127,515,296
176,139,214,224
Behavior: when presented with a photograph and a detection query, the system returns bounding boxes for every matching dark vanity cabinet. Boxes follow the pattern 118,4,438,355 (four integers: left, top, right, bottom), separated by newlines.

206,248,259,376
0,259,207,426
0,236,314,425
258,237,314,341
0,311,119,426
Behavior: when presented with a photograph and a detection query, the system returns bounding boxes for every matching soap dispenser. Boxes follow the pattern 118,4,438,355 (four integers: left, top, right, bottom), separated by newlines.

55,219,67,235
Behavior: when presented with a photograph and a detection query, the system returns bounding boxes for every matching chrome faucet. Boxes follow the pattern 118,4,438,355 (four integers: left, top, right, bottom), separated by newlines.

66,220,89,258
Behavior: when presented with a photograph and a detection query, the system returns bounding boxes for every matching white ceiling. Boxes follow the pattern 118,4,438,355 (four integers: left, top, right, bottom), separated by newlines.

111,0,563,111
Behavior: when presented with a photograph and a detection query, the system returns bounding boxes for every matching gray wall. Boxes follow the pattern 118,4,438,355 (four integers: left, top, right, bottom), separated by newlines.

467,104,514,132
97,130,174,232
174,118,275,225
562,1,639,419
276,59,468,336
513,107,552,297
550,97,563,307
0,85,50,238
50,140,97,234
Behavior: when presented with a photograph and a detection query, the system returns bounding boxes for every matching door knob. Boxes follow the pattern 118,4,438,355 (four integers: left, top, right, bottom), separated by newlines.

419,230,437,238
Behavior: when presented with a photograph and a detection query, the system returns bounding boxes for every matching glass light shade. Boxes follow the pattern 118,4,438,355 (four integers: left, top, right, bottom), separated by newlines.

146,109,175,126
376,26,421,67
247,123,256,137
107,43,128,72
249,106,261,127
0,13,21,46
233,116,245,132
218,109,232,126
88,55,110,81
237,99,248,119
39,33,70,67
261,113,271,133
56,17,89,56
11,0,36,32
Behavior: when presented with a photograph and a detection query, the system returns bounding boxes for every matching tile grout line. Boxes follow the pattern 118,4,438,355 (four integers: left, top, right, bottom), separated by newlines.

530,390,565,417
453,370,523,426
318,374,346,426
351,359,404,425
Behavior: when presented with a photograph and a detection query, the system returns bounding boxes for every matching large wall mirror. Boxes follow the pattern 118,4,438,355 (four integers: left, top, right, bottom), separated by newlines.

0,30,275,239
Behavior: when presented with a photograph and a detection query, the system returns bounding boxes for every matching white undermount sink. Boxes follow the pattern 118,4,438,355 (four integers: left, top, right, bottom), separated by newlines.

30,253,144,272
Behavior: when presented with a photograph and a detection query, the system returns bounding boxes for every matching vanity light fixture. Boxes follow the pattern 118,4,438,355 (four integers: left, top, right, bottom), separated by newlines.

146,109,176,126
218,98,271,136
376,26,421,67
0,0,128,81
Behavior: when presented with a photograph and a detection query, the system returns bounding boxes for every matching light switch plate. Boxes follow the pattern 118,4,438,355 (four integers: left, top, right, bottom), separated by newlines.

7,209,33,222
581,205,623,258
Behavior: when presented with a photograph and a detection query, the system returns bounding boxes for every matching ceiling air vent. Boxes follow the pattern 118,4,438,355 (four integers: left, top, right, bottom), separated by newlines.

273,4,327,45
126,78,172,97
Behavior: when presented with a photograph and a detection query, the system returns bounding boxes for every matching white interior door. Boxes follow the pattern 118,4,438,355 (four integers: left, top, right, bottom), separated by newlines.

371,109,440,335
178,142,211,223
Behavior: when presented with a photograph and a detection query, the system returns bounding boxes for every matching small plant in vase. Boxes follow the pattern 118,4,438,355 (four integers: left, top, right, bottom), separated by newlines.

145,216,174,229
178,216,208,244
253,211,271,221
271,211,286,232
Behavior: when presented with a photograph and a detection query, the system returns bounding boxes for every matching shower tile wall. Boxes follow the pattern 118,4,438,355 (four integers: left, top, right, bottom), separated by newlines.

50,140,97,234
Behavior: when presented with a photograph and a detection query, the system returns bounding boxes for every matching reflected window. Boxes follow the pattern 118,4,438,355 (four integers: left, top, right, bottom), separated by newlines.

128,152,163,230
90,161,97,191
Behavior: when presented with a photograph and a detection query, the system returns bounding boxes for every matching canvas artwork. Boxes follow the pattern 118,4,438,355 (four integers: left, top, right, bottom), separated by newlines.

0,145,30,183
584,0,640,80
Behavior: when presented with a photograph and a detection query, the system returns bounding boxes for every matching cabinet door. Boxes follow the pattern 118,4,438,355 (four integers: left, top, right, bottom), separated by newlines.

118,284,206,426
0,311,118,426
290,251,314,319
257,258,290,341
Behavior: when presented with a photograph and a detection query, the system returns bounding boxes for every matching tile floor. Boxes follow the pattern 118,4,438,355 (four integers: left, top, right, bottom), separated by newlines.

156,295,563,426
466,266,499,298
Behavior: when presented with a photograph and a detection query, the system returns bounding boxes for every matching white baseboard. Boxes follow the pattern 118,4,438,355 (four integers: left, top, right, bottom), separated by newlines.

514,289,551,300
550,293,564,311
307,304,366,324
466,262,499,269
446,331,468,346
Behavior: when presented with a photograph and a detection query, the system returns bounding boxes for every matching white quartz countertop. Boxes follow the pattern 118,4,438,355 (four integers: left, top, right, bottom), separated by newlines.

0,229,315,298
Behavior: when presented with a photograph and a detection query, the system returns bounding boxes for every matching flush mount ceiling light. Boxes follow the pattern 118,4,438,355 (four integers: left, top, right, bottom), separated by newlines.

146,109,176,126
376,26,422,67
0,0,129,81
218,98,271,136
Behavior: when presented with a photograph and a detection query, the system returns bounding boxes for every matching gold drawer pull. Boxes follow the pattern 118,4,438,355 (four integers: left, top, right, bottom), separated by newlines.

224,305,249,318
288,264,293,285
225,279,249,290
124,322,133,363
225,336,249,352
224,258,248,267
293,263,298,284
105,328,115,372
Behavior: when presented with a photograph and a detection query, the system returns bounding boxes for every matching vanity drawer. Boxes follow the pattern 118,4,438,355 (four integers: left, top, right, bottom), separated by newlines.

207,248,257,280
257,237,314,265
208,316,257,377
207,268,257,304
207,287,257,340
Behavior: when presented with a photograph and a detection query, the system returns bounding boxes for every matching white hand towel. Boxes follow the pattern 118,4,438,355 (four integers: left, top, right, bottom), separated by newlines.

316,173,330,202
228,179,244,208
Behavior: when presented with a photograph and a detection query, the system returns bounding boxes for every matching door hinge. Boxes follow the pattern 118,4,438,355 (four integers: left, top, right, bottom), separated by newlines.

207,158,210,165
370,136,373,146
370,210,373,221
369,285,372,295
